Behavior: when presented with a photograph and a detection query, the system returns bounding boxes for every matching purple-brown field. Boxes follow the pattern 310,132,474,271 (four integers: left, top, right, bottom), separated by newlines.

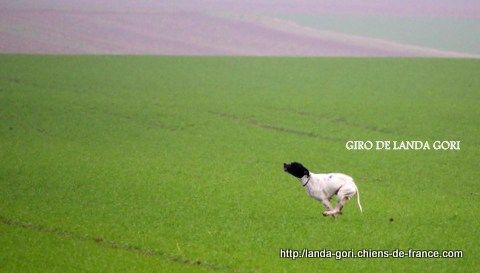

1,0,479,57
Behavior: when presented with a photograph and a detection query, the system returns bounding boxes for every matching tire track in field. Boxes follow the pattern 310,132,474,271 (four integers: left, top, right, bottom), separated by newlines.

2,105,189,141
85,105,186,132
1,113,54,137
208,111,344,142
264,106,394,135
0,77,45,90
0,76,191,133
0,215,250,273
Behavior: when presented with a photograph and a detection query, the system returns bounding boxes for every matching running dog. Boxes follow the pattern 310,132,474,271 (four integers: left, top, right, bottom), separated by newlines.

283,162,363,217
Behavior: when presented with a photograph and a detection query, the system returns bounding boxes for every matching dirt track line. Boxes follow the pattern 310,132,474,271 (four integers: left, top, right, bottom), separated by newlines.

85,105,186,132
264,106,394,135
0,215,248,273
208,111,344,142
0,77,37,87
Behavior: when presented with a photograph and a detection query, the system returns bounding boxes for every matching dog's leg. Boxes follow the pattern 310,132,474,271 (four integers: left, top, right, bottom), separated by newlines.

328,196,339,218
321,199,334,217
325,196,351,216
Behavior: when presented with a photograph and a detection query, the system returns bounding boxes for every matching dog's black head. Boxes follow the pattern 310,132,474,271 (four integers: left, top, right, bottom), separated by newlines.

283,162,309,178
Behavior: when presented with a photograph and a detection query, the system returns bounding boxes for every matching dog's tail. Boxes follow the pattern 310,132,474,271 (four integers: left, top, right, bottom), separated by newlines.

355,184,363,213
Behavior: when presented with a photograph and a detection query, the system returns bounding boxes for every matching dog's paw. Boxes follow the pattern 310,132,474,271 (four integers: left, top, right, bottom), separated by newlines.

323,210,341,217
323,210,335,216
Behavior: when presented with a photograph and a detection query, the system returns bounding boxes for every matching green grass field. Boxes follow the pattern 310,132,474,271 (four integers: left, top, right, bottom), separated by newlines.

1,55,479,272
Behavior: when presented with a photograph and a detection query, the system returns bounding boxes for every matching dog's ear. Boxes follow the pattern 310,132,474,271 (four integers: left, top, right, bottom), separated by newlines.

304,169,309,176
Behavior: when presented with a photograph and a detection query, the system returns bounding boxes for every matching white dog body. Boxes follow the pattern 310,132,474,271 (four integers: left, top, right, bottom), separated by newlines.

300,173,355,202
283,162,362,217
300,172,362,216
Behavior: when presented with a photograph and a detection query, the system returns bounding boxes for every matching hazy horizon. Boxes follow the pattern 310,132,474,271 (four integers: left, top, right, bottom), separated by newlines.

1,0,479,57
